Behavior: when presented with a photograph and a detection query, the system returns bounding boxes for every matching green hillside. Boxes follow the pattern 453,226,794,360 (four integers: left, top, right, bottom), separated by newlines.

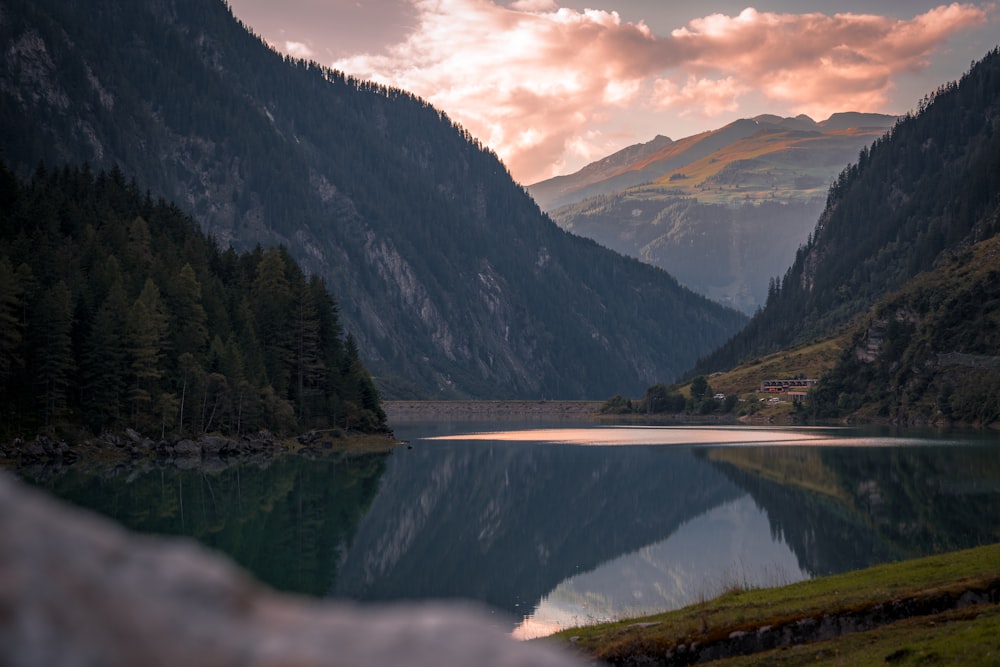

530,114,894,211
810,233,1000,425
692,46,1000,377
638,126,888,206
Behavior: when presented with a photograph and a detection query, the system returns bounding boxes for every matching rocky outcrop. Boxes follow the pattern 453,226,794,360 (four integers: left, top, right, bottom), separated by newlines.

0,472,585,667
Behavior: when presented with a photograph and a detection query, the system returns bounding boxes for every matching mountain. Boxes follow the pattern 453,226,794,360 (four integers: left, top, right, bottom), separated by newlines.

531,114,896,313
0,0,746,400
809,233,1000,425
550,196,824,313
691,47,1000,385
528,113,897,211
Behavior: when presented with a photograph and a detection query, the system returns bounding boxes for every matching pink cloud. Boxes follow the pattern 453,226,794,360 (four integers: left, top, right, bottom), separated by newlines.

284,40,314,60
664,4,989,116
653,76,747,117
331,1,993,184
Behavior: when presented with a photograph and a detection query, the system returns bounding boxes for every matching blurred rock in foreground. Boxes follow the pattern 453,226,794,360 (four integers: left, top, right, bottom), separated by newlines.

0,472,585,667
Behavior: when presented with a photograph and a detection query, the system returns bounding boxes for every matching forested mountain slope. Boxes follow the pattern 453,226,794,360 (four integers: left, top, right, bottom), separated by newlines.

0,0,745,399
691,47,1000,376
809,233,1000,425
0,164,386,438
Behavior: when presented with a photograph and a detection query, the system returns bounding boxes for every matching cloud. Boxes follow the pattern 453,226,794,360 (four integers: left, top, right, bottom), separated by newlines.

284,40,314,59
661,4,989,118
653,76,747,117
331,1,992,184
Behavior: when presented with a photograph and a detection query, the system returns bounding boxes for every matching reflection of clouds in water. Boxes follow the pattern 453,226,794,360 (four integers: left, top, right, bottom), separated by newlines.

429,426,836,446
511,495,809,640
429,426,967,448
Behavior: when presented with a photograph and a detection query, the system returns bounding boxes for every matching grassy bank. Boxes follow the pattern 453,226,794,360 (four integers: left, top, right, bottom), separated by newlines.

549,543,1000,665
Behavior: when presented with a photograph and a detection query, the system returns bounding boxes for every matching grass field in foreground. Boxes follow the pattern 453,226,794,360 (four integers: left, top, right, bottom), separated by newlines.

548,543,1000,665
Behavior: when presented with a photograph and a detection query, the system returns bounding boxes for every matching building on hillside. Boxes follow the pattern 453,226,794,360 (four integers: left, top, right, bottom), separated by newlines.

759,378,817,394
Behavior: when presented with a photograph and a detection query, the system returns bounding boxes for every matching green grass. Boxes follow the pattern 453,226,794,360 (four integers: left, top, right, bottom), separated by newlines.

716,604,1000,666
696,334,848,398
659,334,848,421
548,543,1000,665
625,127,887,207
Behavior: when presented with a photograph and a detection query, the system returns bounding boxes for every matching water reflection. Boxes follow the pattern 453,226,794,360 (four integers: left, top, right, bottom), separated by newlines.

427,425,835,446
343,424,1000,636
333,432,740,618
513,495,808,639
17,424,1000,640
19,454,387,595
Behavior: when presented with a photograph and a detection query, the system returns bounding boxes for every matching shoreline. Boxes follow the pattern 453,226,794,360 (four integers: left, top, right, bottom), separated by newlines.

383,400,605,421
1,428,399,473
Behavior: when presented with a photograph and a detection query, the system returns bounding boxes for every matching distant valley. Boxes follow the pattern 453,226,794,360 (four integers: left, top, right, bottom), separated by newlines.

530,113,896,312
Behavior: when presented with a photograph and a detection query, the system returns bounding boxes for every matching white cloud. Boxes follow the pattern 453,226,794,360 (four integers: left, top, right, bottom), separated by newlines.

284,40,314,59
330,1,993,183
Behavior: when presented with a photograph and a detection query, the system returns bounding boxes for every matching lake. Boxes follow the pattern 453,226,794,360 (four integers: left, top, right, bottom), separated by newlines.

18,422,1000,638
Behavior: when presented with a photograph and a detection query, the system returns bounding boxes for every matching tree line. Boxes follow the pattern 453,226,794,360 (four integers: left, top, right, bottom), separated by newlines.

0,163,387,440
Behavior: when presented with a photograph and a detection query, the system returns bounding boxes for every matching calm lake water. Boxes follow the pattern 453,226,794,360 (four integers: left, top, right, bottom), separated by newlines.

20,422,1000,638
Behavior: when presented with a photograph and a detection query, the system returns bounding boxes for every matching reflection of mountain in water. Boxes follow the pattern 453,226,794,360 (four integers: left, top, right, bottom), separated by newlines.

704,445,1000,576
514,495,809,638
333,442,740,614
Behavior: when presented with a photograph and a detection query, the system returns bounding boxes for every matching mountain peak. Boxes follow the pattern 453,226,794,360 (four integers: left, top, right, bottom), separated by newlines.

819,112,899,130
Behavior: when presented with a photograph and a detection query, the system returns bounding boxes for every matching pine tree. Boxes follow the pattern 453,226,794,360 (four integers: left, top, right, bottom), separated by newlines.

170,262,208,358
126,278,169,425
32,280,75,429
83,269,130,430
291,278,322,421
177,351,206,435
342,333,386,431
252,248,293,395
0,257,24,384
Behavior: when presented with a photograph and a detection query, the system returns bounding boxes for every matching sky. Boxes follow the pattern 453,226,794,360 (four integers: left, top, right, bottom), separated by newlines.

226,1,999,185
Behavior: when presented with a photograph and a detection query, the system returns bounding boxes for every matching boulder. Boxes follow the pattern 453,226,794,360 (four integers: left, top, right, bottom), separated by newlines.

198,435,231,457
0,473,585,667
172,439,200,458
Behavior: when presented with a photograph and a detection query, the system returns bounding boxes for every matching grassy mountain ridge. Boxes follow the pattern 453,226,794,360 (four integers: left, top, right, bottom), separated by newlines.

0,0,745,399
529,113,896,211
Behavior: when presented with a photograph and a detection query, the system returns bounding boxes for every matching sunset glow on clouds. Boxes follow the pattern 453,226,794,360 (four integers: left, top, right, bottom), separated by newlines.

324,2,994,183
